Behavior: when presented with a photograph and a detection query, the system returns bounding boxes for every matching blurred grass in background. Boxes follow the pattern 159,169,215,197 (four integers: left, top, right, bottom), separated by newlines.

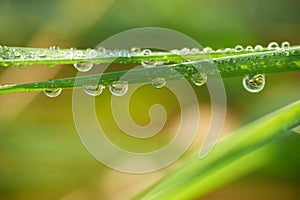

0,0,300,199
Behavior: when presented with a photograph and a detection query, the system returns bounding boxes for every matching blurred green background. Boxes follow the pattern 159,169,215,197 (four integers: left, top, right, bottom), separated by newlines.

0,0,300,199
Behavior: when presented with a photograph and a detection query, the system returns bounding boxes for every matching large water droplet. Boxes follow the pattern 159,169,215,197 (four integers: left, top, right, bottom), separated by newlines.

267,42,279,50
109,81,128,96
242,74,265,93
83,84,105,96
152,78,166,89
281,41,290,49
74,62,93,72
44,88,62,98
141,59,157,68
191,73,207,86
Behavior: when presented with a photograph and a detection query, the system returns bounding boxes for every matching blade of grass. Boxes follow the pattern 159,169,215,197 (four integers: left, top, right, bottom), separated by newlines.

132,100,300,200
0,46,299,94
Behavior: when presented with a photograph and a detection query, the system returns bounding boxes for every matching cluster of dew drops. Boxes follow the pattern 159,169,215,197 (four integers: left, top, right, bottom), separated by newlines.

20,41,291,97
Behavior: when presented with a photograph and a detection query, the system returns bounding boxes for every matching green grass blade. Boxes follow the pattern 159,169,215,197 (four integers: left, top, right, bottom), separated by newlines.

133,100,300,200
0,46,299,95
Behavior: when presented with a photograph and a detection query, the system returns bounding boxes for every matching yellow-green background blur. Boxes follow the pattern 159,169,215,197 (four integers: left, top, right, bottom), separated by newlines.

0,0,300,199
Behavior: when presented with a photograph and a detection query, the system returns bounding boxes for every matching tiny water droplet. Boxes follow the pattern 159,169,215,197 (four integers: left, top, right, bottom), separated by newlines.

191,48,200,54
267,42,279,50
223,48,232,54
83,84,105,96
74,50,84,58
142,49,152,56
203,47,213,53
87,49,98,58
234,45,243,52
131,47,141,53
109,81,128,96
242,74,265,93
44,88,62,98
141,59,157,68
170,49,179,54
49,45,60,51
179,48,190,55
191,73,207,86
152,78,166,89
281,41,290,49
254,45,264,52
246,46,254,52
74,62,93,72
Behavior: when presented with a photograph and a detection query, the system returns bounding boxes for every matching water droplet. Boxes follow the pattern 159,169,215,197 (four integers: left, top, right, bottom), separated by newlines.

83,84,105,96
223,48,232,54
141,59,157,68
254,45,264,52
234,45,243,52
191,48,200,54
38,50,47,57
87,49,98,58
267,42,279,50
44,88,62,98
203,47,213,53
74,50,84,58
119,49,130,57
242,74,265,93
246,46,254,52
142,49,152,56
74,62,93,72
179,48,190,55
216,49,222,53
281,41,290,49
152,78,166,89
131,47,141,53
191,73,207,86
170,49,179,54
109,81,128,96
49,45,60,51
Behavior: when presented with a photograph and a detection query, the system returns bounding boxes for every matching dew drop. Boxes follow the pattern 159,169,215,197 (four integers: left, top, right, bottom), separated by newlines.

83,84,105,96
242,74,265,93
49,45,60,51
87,49,98,58
74,62,93,72
44,88,62,98
246,46,254,52
191,48,200,54
179,48,190,55
254,45,264,52
109,81,128,96
74,50,84,58
267,42,279,50
142,49,152,56
203,47,213,53
191,73,207,86
234,45,243,52
141,59,157,68
223,48,232,54
131,47,141,53
152,77,166,89
281,41,290,49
